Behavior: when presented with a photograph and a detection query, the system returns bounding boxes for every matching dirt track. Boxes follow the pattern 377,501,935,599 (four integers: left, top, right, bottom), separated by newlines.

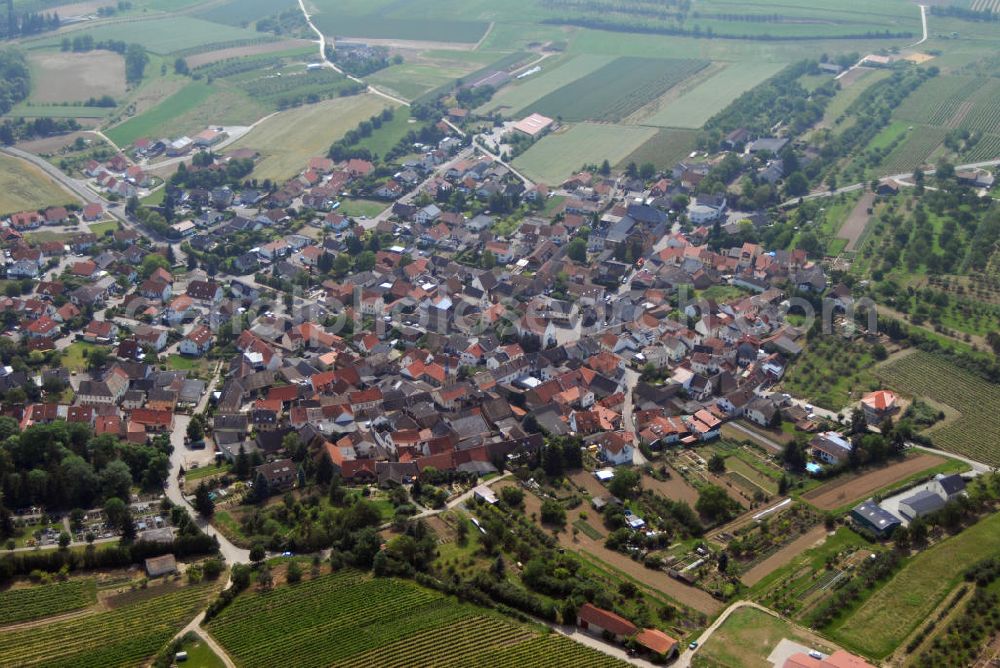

839,191,875,252
185,39,314,68
801,453,944,511
740,525,827,586
507,481,724,616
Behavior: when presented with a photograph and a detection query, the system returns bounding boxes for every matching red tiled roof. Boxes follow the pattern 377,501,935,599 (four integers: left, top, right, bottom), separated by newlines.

578,603,637,637
634,628,677,655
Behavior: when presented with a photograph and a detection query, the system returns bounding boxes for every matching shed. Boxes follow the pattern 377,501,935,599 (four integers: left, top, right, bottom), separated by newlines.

850,500,900,537
145,554,177,577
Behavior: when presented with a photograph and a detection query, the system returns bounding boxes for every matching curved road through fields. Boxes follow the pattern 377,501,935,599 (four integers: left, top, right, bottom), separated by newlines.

296,0,411,108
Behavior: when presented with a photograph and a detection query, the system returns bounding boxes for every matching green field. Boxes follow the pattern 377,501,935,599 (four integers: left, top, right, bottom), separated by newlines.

0,582,214,667
369,59,484,101
877,351,1000,466
0,579,96,626
893,75,1000,137
478,54,614,116
338,198,388,219
310,2,488,43
833,511,1000,659
230,94,392,180
528,57,709,123
694,607,834,668
617,128,699,171
878,126,947,174
780,334,876,412
894,76,989,127
0,153,76,215
353,107,419,157
105,82,217,146
514,122,656,185
88,220,119,235
826,69,891,119
208,570,628,668
195,0,298,25
641,61,785,128
174,634,227,668
8,104,112,119
49,17,265,55
303,0,920,43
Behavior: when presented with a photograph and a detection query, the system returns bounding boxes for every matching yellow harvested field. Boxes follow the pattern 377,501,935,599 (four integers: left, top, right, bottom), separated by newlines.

0,153,77,215
28,50,125,103
230,94,394,181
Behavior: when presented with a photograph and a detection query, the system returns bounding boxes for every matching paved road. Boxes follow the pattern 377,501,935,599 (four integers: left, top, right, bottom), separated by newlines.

909,443,993,474
297,0,410,108
366,146,476,228
779,159,1000,209
910,4,928,49
165,365,251,565
411,471,512,520
0,146,173,246
172,612,238,668
674,600,781,668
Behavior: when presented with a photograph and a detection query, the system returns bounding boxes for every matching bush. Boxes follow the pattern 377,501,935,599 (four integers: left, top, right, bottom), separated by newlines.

540,500,566,527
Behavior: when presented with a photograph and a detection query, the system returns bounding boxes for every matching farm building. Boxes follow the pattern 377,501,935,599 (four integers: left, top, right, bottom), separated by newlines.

850,500,901,537
194,128,227,147
897,489,947,521
145,554,177,577
634,628,679,660
576,603,637,642
933,473,967,500
513,113,554,138
166,137,193,157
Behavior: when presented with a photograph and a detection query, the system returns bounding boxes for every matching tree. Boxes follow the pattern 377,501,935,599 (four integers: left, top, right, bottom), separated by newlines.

140,253,170,279
328,475,346,506
87,347,109,372
784,171,809,198
235,444,251,480
695,485,739,523
566,237,588,263
287,560,302,583
608,467,641,499
499,486,524,508
707,454,726,474
249,543,266,564
598,159,611,176
481,250,496,269
639,162,656,180
58,531,71,549
540,499,566,526
782,440,806,473
231,564,251,590
100,460,133,502
282,432,305,460
103,497,128,532
124,43,148,83
194,482,214,518
315,448,333,485
173,57,189,75
186,416,204,442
